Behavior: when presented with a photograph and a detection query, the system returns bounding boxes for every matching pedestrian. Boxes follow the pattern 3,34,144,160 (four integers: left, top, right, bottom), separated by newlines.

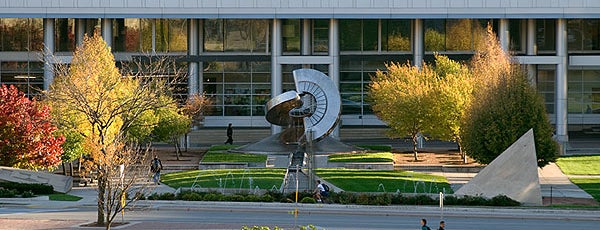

421,219,431,230
438,220,445,230
150,155,163,185
224,123,233,144
313,180,327,203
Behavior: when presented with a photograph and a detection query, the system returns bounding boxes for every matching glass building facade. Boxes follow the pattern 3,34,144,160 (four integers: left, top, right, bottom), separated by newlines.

1,0,600,145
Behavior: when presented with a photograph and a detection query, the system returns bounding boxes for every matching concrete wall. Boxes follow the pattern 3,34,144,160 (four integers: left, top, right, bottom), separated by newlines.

2,0,600,18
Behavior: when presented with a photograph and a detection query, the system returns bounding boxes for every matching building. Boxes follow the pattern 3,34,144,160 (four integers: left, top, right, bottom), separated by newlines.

1,0,599,149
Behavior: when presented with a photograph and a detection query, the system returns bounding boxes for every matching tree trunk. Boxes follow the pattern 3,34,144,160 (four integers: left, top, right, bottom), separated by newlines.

411,134,419,161
62,162,67,175
458,142,466,164
69,162,74,177
97,169,106,225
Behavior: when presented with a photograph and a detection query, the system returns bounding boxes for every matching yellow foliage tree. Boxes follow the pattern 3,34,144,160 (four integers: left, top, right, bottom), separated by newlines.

45,33,175,229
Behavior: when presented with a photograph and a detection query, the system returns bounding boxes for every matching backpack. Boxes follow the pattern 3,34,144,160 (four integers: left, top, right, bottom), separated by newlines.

151,159,160,172
322,183,330,192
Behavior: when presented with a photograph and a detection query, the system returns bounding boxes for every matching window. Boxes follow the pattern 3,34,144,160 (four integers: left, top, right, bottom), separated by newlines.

536,19,556,53
205,19,270,53
568,19,600,52
0,18,43,52
568,69,600,114
282,19,301,54
0,61,44,97
536,65,555,114
203,61,271,116
424,19,487,52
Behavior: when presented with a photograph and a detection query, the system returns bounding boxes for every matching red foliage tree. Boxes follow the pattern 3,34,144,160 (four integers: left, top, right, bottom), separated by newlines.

0,84,64,169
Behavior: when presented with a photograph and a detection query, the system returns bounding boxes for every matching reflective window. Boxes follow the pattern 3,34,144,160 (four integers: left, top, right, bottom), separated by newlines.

382,20,411,51
313,19,329,54
0,18,43,51
536,19,556,53
203,61,271,116
536,65,555,114
282,19,301,54
509,19,524,53
424,19,487,52
133,19,186,52
113,19,142,52
568,19,600,52
55,18,75,52
0,61,44,97
568,69,600,114
205,19,270,53
340,19,411,53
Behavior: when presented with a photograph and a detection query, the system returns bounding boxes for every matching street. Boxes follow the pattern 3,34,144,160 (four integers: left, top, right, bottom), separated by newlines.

1,202,599,229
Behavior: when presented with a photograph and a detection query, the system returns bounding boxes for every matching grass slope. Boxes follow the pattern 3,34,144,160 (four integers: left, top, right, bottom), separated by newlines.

556,155,600,175
328,152,394,163
316,169,452,193
162,169,285,190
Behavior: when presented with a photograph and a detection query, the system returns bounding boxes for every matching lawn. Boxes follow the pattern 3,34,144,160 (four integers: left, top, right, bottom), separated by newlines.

316,169,453,194
556,155,600,175
570,178,600,203
328,152,394,163
162,169,286,190
202,145,267,163
49,193,82,201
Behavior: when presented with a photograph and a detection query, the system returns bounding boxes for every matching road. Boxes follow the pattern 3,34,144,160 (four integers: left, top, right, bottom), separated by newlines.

1,202,599,229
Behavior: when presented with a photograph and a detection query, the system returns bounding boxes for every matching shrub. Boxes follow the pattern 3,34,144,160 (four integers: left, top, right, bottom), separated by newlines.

0,182,54,195
264,190,284,201
300,197,316,203
260,194,274,202
458,195,488,206
0,188,17,198
148,192,176,200
179,191,204,201
21,190,35,198
356,145,392,152
332,191,356,204
489,195,520,206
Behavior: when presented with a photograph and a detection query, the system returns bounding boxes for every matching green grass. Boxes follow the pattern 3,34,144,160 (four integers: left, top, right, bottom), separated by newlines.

316,169,452,193
570,178,600,203
556,155,600,175
202,145,267,163
162,169,286,190
48,193,82,201
356,145,392,152
328,152,394,163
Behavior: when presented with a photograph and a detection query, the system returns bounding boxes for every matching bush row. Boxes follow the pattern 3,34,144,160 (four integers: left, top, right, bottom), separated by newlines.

0,182,54,195
0,187,35,198
145,190,520,206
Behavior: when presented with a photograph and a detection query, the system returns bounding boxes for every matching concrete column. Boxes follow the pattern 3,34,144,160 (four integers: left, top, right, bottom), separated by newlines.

302,19,311,55
555,18,569,154
43,18,55,90
328,18,340,139
271,19,283,135
526,19,537,85
101,18,112,48
413,19,423,67
499,18,509,51
188,19,199,96
75,18,86,46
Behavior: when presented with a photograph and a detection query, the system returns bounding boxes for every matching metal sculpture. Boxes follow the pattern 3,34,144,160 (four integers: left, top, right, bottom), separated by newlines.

266,69,341,143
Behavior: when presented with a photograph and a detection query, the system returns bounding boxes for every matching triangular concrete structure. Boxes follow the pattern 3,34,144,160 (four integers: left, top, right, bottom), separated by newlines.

455,129,542,206
0,166,73,193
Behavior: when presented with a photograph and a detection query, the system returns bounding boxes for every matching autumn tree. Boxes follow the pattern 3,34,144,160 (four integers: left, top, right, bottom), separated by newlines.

45,33,178,229
461,27,558,167
370,62,439,161
151,96,191,160
0,84,64,170
428,54,474,163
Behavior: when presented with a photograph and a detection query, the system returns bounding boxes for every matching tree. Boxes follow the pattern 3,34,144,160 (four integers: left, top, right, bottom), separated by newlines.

0,84,64,170
369,62,439,161
151,96,191,160
428,54,474,163
45,33,175,229
461,27,558,167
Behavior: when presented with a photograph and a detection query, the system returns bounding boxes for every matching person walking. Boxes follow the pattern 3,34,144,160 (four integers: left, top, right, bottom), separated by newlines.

438,220,445,230
224,123,233,144
150,156,163,185
421,219,431,230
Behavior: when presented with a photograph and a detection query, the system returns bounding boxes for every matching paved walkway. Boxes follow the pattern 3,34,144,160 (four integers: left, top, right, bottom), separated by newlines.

431,163,594,200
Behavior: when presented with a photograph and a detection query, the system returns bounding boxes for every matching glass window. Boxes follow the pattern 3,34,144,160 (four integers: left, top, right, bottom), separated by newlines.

509,19,524,53
425,19,487,52
424,19,446,51
0,61,44,97
141,19,154,52
537,65,555,114
339,20,362,51
313,19,329,54
204,19,224,52
203,61,271,116
382,19,411,52
112,19,142,52
363,20,378,51
282,19,301,54
0,18,43,52
225,20,252,52
568,19,600,52
55,18,75,52
252,20,270,53
536,19,556,52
